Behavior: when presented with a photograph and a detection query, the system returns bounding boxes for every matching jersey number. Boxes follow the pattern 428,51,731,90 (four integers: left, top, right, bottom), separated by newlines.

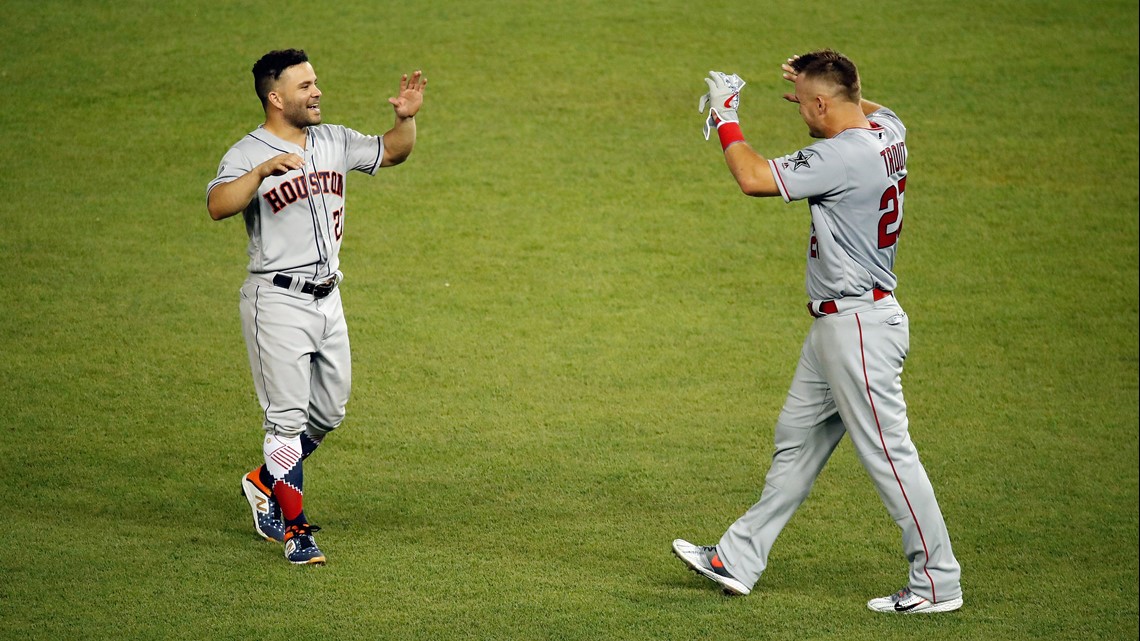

877,177,906,249
333,208,343,240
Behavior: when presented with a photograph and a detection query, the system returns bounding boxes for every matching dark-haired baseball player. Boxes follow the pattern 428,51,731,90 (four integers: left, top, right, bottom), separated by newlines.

207,49,425,564
672,50,963,613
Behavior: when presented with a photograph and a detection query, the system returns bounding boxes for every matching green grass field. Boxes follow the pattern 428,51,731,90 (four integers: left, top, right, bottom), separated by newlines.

2,1,1137,639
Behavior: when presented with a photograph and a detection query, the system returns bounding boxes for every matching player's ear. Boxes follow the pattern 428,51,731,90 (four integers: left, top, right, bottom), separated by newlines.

267,91,284,111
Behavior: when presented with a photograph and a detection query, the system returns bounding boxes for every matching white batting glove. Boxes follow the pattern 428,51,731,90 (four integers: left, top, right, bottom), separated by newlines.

698,71,745,140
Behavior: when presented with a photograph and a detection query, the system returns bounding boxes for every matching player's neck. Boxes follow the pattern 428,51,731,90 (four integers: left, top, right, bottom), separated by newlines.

263,120,308,148
826,108,871,138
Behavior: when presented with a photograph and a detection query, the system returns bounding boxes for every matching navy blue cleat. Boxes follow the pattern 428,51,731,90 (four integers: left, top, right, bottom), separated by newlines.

240,471,286,543
284,524,326,565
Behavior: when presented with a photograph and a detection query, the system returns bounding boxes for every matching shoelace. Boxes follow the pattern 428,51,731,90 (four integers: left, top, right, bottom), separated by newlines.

286,524,322,539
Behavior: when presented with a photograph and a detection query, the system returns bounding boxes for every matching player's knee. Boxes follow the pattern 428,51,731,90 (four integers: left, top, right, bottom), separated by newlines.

306,421,339,439
307,402,345,434
263,407,309,438
265,422,306,438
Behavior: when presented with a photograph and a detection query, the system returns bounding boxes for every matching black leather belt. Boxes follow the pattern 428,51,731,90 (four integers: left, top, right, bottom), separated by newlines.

272,273,338,299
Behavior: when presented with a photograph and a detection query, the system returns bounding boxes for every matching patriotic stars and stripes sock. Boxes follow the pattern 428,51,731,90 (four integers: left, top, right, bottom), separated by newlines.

255,432,323,496
263,432,324,528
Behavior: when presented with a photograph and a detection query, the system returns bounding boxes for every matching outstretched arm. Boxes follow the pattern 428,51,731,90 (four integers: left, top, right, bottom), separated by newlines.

725,143,779,196
698,71,779,197
723,143,780,197
381,71,426,167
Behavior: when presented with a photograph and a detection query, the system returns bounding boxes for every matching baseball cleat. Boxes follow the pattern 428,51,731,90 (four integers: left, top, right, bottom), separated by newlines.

671,539,750,596
284,524,326,565
240,471,286,543
867,587,963,614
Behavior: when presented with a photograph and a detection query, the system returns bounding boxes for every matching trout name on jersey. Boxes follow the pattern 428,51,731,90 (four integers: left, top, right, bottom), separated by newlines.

880,141,907,176
263,171,346,214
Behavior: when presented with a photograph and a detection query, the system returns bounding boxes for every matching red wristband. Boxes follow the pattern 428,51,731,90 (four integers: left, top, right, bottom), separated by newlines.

717,121,745,151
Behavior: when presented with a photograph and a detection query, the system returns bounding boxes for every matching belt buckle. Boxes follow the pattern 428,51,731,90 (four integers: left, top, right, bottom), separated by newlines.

312,277,336,299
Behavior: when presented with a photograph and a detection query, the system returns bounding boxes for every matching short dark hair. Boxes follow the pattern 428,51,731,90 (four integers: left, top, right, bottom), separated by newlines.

252,49,309,108
791,49,861,103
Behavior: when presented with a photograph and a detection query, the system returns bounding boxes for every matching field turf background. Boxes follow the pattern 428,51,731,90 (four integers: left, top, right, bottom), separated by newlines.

2,1,1137,639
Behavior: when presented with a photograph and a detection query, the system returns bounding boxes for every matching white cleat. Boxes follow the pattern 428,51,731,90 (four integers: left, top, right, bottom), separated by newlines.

671,539,750,596
867,587,963,614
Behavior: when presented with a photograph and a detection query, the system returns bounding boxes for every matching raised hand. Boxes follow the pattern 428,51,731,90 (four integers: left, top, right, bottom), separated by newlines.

781,55,800,103
699,71,745,140
388,70,426,119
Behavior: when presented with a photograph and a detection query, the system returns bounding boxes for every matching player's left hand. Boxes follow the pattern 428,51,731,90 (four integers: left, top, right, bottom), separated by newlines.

388,70,426,119
698,71,745,140
780,55,800,103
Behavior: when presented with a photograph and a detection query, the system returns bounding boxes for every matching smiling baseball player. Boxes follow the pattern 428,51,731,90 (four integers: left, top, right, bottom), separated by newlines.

672,50,963,613
207,49,425,565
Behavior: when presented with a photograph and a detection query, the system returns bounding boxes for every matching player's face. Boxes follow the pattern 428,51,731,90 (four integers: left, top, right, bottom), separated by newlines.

275,62,322,128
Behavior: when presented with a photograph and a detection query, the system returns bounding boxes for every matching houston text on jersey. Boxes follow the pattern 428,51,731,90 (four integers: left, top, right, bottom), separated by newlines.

263,171,345,214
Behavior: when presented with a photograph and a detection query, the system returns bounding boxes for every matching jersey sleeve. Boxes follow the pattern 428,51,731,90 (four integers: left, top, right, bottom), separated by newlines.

767,142,847,203
206,146,253,201
343,126,386,175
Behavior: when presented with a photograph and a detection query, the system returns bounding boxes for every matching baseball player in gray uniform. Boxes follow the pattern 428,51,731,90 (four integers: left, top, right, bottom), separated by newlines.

672,49,963,613
207,49,425,565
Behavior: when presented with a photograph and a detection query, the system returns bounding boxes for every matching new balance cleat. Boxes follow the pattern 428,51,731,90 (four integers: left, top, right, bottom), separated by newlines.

671,539,750,596
867,587,963,614
284,524,326,565
240,471,286,543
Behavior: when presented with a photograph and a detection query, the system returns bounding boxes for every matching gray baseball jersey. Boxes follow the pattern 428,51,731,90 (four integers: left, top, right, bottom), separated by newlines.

207,124,385,280
768,108,907,302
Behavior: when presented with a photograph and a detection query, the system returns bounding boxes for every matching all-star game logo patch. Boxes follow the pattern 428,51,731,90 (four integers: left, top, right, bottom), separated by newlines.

783,150,813,171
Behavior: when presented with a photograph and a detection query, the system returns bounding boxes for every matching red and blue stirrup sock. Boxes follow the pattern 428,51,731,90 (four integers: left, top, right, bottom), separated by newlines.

262,432,325,527
256,432,323,490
